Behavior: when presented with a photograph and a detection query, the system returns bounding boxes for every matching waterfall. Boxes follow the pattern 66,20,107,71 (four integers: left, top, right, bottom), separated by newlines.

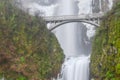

54,0,92,80
54,0,80,57
17,0,113,80
57,56,90,80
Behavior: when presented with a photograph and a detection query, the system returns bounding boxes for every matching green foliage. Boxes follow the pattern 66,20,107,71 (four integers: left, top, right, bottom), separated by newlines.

16,76,27,80
0,0,64,80
91,2,120,80
0,74,3,79
20,57,25,63
115,64,120,75
106,71,114,79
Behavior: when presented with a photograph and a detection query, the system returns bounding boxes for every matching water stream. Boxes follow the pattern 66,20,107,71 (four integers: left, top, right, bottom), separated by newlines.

15,0,113,80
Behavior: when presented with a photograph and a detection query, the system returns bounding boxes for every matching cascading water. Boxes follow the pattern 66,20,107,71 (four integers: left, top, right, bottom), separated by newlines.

54,0,92,80
16,0,113,80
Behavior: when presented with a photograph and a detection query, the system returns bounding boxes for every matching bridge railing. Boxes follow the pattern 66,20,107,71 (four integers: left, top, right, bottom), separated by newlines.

43,13,104,22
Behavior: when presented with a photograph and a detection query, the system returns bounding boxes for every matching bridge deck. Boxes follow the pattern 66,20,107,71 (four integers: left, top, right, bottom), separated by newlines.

43,13,103,22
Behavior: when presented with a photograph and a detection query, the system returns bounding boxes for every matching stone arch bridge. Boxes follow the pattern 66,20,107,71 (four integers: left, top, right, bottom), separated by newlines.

43,13,103,31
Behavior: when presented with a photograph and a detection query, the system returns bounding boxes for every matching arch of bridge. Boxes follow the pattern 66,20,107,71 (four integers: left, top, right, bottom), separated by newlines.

49,20,100,31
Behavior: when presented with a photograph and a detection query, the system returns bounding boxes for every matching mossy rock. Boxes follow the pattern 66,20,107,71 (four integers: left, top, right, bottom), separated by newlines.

91,1,120,80
0,0,64,80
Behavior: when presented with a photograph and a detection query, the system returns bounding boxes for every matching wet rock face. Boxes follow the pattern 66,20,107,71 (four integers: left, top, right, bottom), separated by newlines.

92,0,100,13
113,0,120,5
100,0,110,13
92,0,112,13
